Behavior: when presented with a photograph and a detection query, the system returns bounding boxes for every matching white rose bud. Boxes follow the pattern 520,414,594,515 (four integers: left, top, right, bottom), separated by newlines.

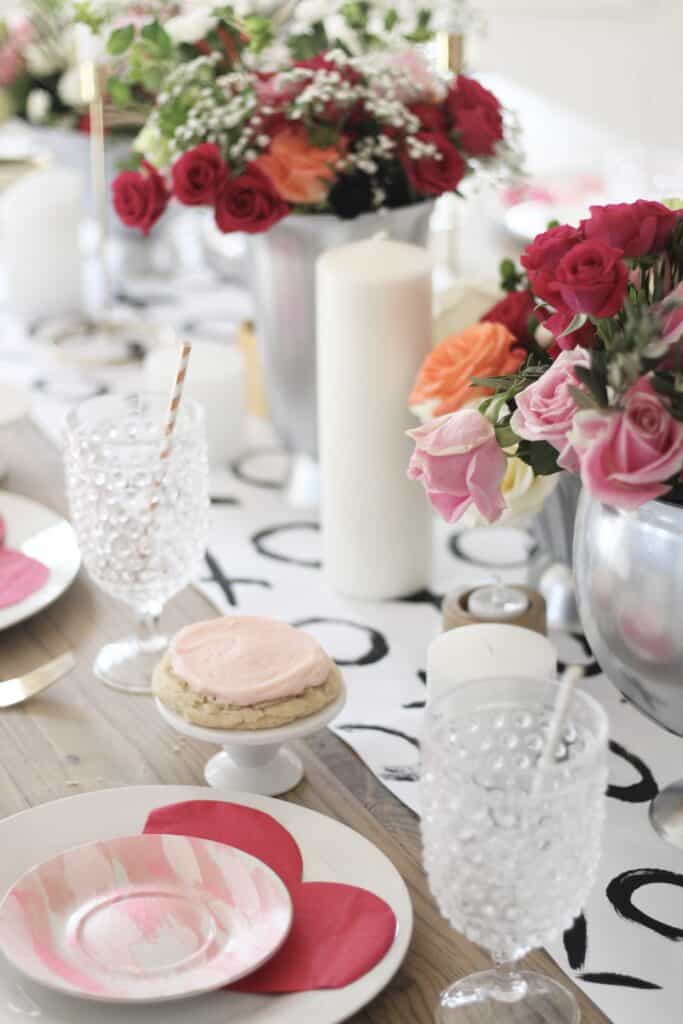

165,10,218,45
57,67,84,109
26,88,52,125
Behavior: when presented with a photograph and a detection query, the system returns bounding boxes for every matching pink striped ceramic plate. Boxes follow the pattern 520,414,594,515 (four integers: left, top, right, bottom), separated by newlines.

0,833,292,1004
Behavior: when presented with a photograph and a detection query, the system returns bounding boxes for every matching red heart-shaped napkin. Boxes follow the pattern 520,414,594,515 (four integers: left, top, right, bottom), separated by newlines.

143,800,397,993
144,800,303,891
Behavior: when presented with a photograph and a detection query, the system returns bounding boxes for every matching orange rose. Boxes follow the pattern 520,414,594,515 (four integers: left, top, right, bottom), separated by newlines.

410,322,525,417
256,126,342,204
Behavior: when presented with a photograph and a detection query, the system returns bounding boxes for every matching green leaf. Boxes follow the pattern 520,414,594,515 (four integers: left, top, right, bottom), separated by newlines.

558,312,587,338
116,150,143,172
495,424,518,448
107,76,131,108
341,2,369,30
306,121,339,148
244,15,274,52
568,385,598,411
140,20,173,59
141,65,165,94
516,439,560,476
546,218,560,229
287,20,329,60
574,364,608,407
107,25,135,56
384,9,399,31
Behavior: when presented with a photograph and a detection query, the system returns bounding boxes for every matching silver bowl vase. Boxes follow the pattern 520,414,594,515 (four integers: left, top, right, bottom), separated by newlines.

574,492,683,847
246,202,435,461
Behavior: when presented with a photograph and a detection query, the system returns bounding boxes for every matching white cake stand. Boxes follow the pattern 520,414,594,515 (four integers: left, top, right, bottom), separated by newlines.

155,681,346,797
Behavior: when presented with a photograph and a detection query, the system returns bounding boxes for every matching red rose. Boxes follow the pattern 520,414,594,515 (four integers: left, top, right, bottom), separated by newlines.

520,223,584,308
582,199,677,258
214,164,289,234
480,289,535,345
402,132,466,197
543,309,597,351
408,102,448,133
171,143,227,206
112,161,169,236
555,239,629,318
445,75,503,157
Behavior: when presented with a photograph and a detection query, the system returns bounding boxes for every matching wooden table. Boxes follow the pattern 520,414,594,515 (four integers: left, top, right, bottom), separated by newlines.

0,420,609,1023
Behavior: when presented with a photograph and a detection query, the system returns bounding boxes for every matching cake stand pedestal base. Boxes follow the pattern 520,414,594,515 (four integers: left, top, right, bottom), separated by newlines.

155,683,346,798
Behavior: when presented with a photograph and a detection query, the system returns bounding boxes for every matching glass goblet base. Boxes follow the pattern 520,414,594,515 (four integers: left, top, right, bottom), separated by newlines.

437,969,579,1023
94,634,168,695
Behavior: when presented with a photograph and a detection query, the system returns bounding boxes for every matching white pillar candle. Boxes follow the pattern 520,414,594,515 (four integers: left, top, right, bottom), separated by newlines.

427,623,557,705
317,237,433,600
0,168,82,322
145,341,247,467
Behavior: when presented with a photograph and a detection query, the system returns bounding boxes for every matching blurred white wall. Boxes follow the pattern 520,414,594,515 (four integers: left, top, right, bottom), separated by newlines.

469,0,683,196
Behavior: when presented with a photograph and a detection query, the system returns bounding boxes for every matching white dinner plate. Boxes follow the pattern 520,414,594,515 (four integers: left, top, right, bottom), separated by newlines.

0,785,413,1023
0,491,81,632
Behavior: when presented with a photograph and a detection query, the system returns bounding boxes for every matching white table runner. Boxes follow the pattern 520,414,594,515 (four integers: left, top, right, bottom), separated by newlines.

1,279,682,1024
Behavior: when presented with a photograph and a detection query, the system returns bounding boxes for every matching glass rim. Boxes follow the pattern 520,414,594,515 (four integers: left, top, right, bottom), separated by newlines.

426,675,609,782
65,391,205,434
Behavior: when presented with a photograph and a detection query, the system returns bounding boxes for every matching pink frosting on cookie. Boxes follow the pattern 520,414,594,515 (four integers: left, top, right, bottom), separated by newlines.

170,617,332,706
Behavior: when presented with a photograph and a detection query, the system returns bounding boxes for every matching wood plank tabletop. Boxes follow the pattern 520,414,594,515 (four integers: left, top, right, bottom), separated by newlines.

0,419,610,1023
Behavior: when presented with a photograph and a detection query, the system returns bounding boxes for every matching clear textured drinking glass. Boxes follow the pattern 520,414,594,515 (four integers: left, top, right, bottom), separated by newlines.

421,676,609,1023
64,392,209,694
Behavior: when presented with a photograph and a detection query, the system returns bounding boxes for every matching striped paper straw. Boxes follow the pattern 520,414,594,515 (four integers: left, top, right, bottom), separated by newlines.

150,341,192,514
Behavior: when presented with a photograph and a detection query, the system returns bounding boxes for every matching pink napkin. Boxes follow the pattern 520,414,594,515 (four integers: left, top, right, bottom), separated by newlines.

143,800,397,993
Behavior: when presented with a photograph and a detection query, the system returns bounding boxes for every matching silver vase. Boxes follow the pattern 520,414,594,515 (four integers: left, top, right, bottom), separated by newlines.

529,472,582,631
246,203,435,460
574,492,683,847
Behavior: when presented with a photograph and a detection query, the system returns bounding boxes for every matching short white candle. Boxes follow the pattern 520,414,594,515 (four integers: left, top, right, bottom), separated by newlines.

427,623,557,705
0,168,83,322
467,584,530,621
145,341,247,467
317,236,433,600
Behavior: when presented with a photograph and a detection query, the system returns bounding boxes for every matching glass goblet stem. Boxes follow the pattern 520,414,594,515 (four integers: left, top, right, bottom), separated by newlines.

135,602,166,655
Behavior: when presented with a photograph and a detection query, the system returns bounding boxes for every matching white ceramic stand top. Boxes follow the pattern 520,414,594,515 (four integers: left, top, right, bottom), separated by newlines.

156,681,347,797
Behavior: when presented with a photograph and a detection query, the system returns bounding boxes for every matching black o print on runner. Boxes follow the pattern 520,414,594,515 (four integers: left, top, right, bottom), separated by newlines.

403,670,428,709
607,869,683,941
338,724,420,749
252,522,321,568
578,973,661,990
563,913,587,971
232,447,289,490
203,550,272,607
450,529,538,569
607,740,658,804
399,588,444,613
292,618,389,667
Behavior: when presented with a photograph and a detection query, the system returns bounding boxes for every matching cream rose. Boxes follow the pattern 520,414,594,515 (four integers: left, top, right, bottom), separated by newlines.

462,456,558,528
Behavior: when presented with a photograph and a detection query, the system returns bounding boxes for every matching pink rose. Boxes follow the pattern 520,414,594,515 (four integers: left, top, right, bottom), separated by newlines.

520,224,584,309
573,377,683,510
582,200,677,258
555,239,629,318
543,310,597,351
407,410,507,524
510,349,591,472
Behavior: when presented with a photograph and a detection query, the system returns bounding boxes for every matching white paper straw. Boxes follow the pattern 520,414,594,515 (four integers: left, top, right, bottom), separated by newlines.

532,665,585,796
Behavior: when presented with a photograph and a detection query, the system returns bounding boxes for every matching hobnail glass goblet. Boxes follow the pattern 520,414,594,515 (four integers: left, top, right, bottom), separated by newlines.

64,392,209,694
421,676,609,1023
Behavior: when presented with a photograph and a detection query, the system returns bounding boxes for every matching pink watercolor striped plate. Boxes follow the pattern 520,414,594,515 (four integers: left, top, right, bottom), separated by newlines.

0,833,292,1004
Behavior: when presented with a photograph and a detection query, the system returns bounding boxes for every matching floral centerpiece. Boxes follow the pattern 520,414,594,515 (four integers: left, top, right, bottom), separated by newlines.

408,199,683,522
110,45,518,234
